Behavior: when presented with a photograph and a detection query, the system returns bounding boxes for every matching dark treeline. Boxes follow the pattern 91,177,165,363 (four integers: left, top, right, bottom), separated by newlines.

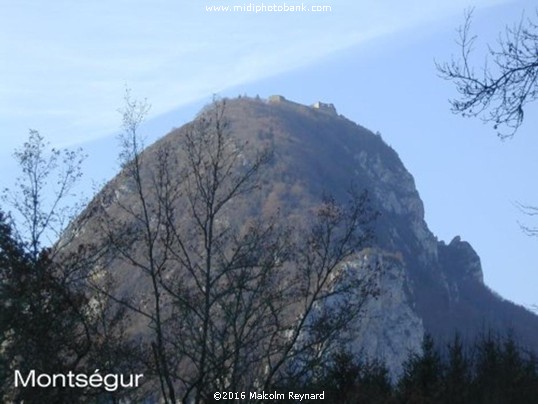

278,333,538,404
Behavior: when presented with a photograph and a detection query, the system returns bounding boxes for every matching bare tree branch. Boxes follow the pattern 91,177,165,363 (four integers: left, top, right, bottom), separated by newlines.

436,8,538,139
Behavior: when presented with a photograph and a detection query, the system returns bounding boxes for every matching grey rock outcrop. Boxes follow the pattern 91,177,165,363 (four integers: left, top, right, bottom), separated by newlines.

68,95,538,379
349,252,424,379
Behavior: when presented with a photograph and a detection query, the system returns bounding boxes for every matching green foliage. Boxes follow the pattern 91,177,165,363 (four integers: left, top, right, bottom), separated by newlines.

289,334,538,404
273,349,395,404
469,333,538,403
0,211,89,402
397,333,538,404
443,334,471,404
398,334,443,403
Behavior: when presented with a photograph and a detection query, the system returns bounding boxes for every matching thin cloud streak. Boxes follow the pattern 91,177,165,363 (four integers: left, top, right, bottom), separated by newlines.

0,0,511,149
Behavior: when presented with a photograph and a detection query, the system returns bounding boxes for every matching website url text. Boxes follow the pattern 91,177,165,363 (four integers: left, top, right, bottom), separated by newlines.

205,3,332,13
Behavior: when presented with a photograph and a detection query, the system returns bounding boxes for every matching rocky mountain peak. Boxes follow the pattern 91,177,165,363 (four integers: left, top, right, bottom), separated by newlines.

439,236,484,284
69,95,538,379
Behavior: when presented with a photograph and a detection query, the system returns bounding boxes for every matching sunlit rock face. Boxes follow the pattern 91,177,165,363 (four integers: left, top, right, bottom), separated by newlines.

67,95,538,378
346,252,424,379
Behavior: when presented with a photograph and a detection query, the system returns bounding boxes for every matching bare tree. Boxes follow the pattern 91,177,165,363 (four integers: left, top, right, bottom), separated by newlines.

0,131,131,402
437,9,538,237
436,8,538,139
2,130,86,260
89,90,180,403
98,94,378,403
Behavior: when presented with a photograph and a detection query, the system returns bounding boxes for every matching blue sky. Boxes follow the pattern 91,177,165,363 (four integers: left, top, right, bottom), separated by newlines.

1,0,537,308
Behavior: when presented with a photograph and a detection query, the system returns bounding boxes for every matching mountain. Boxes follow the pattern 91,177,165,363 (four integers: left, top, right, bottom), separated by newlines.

69,95,538,380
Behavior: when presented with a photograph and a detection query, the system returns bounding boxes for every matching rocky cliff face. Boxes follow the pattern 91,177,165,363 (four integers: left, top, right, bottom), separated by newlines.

70,95,538,378
348,252,424,378
439,236,484,284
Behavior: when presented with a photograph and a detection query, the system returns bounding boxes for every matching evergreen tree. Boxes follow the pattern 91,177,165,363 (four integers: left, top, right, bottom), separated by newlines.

466,333,538,404
321,350,361,404
442,334,470,404
397,334,443,404
0,210,94,402
355,360,395,404
0,210,28,399
471,334,505,404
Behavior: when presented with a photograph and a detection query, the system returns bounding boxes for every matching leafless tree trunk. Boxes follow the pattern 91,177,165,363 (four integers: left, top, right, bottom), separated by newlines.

98,94,378,403
94,90,178,403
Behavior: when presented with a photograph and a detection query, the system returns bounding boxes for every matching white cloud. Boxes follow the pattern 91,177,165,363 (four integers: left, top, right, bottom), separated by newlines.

0,0,512,149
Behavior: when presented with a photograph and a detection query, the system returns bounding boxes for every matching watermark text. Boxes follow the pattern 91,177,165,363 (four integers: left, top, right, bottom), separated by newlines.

14,369,143,392
205,2,332,13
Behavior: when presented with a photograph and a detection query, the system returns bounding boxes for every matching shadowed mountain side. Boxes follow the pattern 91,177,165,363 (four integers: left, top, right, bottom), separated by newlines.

67,95,538,377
